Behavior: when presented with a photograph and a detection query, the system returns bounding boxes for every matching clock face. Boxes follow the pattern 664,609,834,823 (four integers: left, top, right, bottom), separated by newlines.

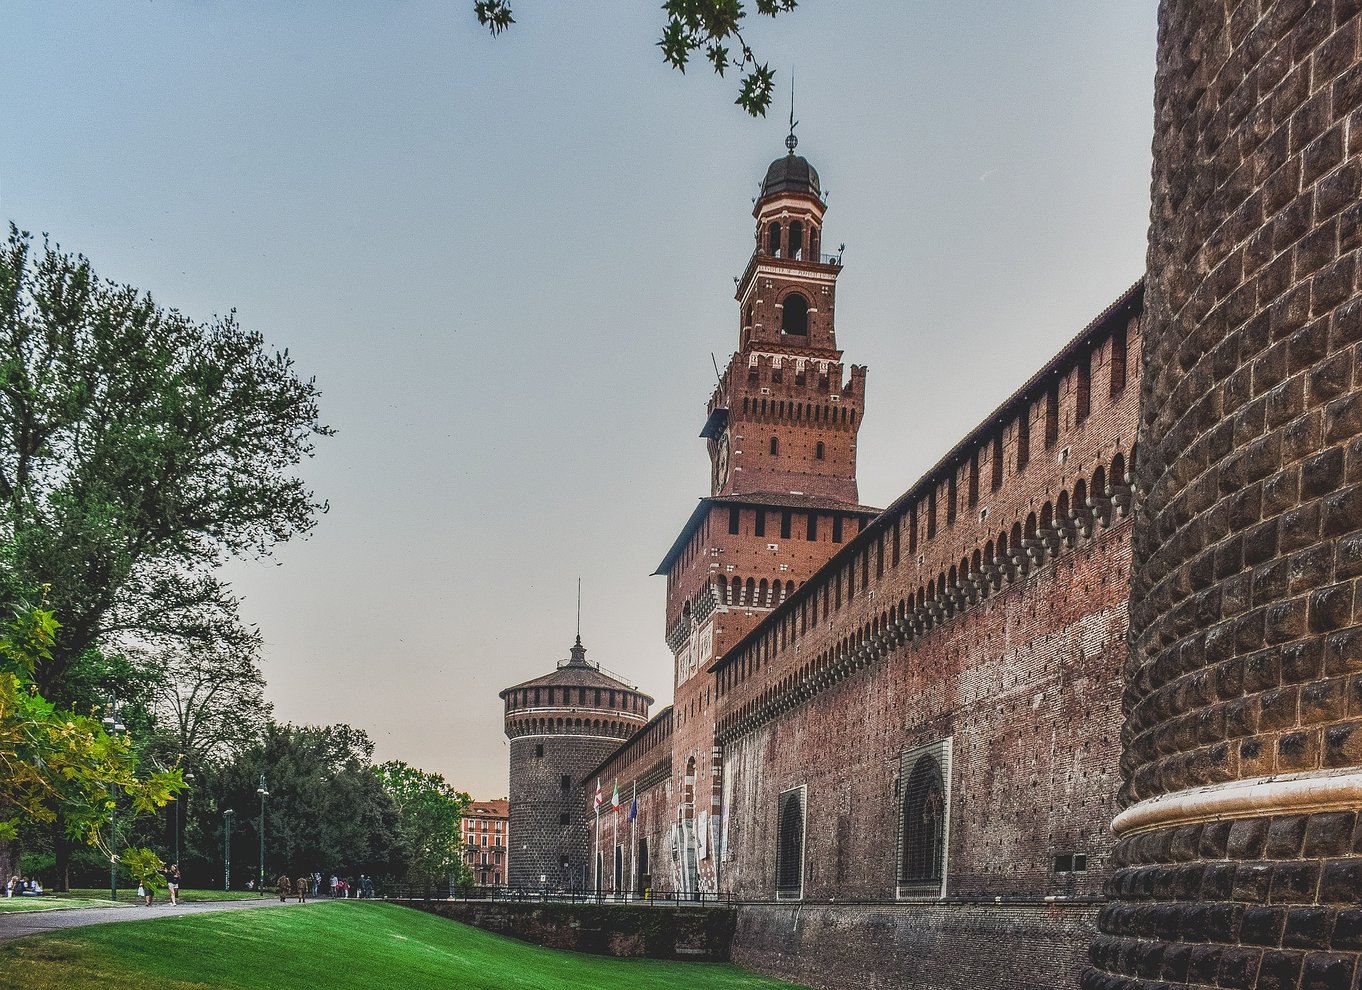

713,434,731,493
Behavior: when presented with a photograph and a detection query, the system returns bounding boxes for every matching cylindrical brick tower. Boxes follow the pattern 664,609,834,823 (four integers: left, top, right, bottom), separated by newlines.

1089,3,1362,988
500,637,651,892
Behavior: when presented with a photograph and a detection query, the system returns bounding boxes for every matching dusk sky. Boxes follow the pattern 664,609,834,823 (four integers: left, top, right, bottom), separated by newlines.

2,1,1159,799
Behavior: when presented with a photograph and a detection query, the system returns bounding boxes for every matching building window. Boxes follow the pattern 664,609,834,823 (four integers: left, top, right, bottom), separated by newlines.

1017,411,1030,471
781,293,809,335
1045,385,1059,447
770,436,779,456
560,813,569,826
1076,354,1091,422
755,512,766,538
992,435,1004,491
534,744,544,758
815,441,825,460
898,739,951,899
1110,324,1127,395
729,506,740,534
775,786,806,900
1054,853,1088,873
946,473,957,525
561,774,571,790
807,513,818,541
780,511,792,539
968,452,979,508
832,516,843,543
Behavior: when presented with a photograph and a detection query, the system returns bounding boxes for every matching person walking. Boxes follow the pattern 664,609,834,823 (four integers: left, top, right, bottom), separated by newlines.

166,864,181,906
277,874,292,902
295,875,308,903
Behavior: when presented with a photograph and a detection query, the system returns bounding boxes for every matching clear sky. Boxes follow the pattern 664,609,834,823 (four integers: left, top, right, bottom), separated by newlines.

1,1,1159,799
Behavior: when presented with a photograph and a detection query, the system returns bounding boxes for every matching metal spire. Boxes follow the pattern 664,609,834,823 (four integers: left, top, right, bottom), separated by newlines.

575,576,581,644
786,72,798,155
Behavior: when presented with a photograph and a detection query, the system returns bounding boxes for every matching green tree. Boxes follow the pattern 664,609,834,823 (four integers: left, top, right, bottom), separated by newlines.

204,723,406,883
132,629,271,770
0,226,332,707
473,0,799,116
375,760,471,883
0,589,182,862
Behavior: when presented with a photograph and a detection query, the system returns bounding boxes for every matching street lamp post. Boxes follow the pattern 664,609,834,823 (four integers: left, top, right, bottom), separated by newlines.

256,775,269,896
224,809,234,892
100,698,126,902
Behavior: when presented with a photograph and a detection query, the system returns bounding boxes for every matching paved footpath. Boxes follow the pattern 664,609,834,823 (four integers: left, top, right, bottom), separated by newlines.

0,897,320,943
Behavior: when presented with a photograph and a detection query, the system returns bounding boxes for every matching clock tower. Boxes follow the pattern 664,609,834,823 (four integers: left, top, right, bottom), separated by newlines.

655,134,876,896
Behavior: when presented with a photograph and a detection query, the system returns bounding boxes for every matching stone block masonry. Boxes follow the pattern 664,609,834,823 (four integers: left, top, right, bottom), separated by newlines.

1089,2,1362,988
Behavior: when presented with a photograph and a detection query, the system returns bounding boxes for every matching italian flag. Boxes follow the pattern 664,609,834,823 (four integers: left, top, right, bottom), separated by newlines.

611,779,621,812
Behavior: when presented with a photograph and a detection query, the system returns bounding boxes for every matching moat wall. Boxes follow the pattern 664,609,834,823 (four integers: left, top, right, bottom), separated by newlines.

394,899,735,961
732,901,1102,990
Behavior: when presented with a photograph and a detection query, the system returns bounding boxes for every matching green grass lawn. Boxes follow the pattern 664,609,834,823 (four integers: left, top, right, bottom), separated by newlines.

0,900,807,990
0,888,256,912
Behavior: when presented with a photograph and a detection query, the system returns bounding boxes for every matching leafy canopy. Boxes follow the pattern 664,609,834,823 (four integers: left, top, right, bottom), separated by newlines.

376,760,472,882
0,226,332,705
0,592,183,857
473,0,798,116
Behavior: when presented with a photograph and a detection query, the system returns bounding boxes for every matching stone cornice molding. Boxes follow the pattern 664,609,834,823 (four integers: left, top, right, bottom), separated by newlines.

1111,768,1362,837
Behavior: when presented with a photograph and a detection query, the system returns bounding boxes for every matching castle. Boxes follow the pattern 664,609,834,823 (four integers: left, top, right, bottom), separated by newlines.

504,5,1362,987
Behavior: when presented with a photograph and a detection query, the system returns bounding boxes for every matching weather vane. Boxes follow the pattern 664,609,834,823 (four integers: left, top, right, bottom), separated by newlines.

786,72,798,154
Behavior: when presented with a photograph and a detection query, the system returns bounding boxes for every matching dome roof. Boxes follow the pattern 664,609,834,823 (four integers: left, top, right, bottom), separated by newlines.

760,152,820,199
498,636,652,702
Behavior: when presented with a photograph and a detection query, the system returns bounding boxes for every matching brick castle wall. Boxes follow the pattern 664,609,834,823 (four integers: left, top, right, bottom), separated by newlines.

720,521,1130,906
1089,2,1362,988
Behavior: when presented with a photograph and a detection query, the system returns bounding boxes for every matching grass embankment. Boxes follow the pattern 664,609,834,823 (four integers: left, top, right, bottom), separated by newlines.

0,888,254,913
0,900,806,990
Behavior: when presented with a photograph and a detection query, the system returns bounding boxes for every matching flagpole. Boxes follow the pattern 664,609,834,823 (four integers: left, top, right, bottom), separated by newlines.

630,781,637,898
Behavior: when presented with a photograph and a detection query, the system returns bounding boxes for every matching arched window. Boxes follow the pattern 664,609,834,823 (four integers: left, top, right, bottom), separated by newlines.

815,441,825,460
776,787,805,899
745,304,753,327
789,220,804,260
768,223,782,256
899,744,949,896
781,294,809,335
770,436,779,456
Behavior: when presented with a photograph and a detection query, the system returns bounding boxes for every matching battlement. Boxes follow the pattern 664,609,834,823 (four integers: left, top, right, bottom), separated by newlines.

709,281,1143,722
708,353,863,418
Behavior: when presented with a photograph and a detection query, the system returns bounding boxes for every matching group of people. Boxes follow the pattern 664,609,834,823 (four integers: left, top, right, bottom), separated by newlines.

272,872,377,900
5,876,44,897
135,863,181,907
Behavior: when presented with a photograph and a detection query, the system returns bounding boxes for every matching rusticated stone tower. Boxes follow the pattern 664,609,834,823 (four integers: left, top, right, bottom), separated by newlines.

655,134,879,896
500,637,651,891
1089,3,1362,989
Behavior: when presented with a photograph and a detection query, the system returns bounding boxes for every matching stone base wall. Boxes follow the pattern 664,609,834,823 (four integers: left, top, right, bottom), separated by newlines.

732,900,1102,990
393,899,736,962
